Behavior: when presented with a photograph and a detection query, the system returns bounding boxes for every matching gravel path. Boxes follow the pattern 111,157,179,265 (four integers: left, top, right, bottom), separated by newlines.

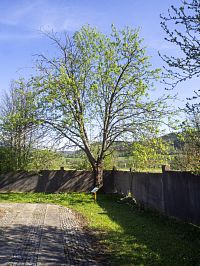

0,203,99,265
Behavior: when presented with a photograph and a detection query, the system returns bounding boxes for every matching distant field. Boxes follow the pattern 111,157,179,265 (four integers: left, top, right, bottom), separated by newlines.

65,156,164,172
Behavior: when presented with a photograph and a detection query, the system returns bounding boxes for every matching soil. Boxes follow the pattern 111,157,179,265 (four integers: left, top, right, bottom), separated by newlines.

0,208,6,218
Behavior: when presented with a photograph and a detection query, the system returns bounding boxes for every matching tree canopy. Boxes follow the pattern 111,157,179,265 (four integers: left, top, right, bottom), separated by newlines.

0,80,37,171
33,25,172,185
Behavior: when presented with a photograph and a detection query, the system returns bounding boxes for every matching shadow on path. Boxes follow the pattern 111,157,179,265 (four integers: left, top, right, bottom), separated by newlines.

0,224,98,265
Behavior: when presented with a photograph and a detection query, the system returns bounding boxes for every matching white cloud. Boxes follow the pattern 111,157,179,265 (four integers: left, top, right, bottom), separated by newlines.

0,0,98,40
0,1,40,26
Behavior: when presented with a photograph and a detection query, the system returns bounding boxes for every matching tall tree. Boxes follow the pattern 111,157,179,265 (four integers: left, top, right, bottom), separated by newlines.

34,25,171,186
160,0,200,171
160,0,200,108
0,80,38,171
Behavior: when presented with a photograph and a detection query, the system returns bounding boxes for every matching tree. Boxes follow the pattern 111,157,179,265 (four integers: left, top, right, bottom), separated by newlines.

34,25,171,186
171,107,200,171
131,137,173,171
0,80,38,171
0,146,15,173
160,0,200,98
69,144,117,170
27,149,67,171
160,1,200,171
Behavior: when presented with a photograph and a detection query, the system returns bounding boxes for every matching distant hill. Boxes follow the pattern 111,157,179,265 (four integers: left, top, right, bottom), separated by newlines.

61,132,182,158
161,132,183,149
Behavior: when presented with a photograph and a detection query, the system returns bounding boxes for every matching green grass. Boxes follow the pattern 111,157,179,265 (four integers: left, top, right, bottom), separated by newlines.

0,193,199,265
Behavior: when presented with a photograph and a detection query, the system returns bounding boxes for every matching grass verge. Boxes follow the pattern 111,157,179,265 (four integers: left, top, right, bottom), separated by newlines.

0,192,199,265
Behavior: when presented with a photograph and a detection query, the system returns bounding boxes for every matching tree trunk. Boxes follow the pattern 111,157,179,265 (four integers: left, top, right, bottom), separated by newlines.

93,160,104,187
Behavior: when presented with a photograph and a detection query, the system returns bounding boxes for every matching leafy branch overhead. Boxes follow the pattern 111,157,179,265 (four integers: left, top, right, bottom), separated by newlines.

160,0,200,89
159,0,199,173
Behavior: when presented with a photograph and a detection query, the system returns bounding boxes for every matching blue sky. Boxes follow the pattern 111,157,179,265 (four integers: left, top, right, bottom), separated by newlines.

0,0,198,106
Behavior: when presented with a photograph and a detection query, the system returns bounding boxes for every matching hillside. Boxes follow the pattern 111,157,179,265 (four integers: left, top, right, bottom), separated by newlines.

62,133,181,158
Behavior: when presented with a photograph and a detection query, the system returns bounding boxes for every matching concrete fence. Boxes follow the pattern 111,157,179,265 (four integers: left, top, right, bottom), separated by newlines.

0,168,199,225
0,170,95,193
109,169,200,225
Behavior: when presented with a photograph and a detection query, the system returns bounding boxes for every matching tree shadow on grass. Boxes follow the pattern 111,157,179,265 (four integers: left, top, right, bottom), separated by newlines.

97,194,200,266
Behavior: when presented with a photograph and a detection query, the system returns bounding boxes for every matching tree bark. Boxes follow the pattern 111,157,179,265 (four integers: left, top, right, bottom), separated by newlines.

93,160,104,187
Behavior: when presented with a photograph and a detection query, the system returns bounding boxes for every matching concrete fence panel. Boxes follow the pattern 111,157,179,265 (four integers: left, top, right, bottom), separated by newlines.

131,173,164,212
163,171,200,224
114,171,131,195
107,170,200,225
0,170,94,193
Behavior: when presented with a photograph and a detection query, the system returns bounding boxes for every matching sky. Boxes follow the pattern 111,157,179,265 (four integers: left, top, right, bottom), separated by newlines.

0,0,198,107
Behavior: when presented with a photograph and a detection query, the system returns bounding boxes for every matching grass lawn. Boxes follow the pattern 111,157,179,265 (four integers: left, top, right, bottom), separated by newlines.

0,192,199,265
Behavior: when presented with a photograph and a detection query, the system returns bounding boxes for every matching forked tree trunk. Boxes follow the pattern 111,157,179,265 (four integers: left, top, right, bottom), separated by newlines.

93,160,104,187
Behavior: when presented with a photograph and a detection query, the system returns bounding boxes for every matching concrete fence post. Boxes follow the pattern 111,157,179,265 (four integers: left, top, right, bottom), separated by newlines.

161,165,169,213
112,166,117,193
162,165,170,173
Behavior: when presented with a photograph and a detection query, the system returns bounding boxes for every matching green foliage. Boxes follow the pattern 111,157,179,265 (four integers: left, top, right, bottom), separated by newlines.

69,152,92,170
0,147,67,173
103,153,116,170
0,80,38,171
131,137,173,171
26,149,67,171
69,145,117,170
171,115,200,172
0,146,15,173
0,80,67,173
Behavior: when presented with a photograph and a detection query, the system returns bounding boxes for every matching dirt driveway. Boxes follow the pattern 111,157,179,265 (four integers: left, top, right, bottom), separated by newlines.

0,203,99,265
